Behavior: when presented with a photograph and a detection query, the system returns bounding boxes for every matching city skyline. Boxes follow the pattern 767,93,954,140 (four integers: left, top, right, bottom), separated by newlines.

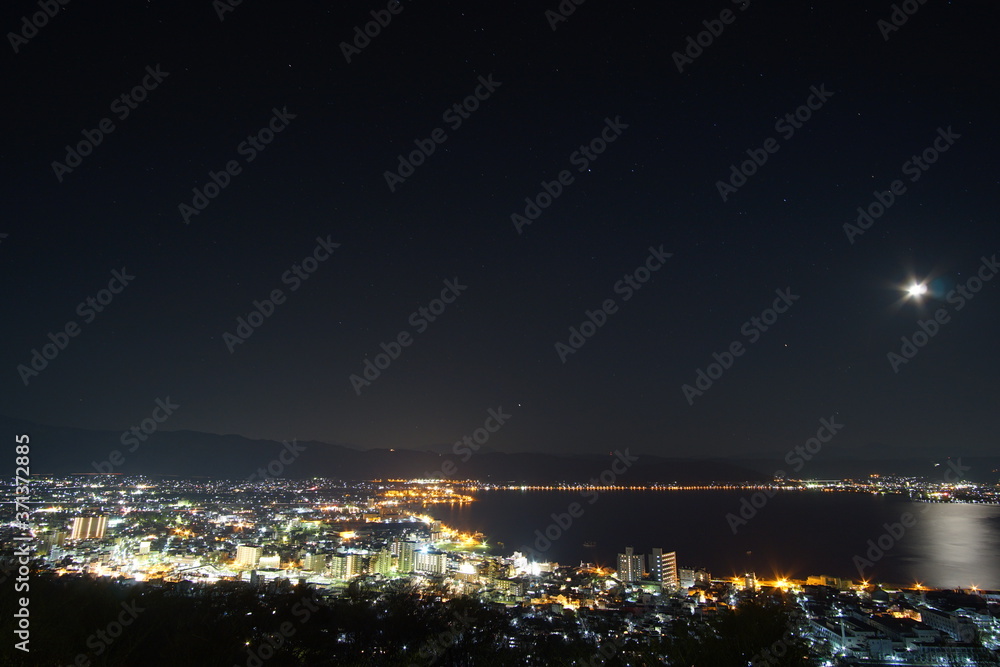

6,471,999,664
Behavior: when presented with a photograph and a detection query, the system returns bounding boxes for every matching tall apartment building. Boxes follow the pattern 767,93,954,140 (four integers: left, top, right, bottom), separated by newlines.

414,551,447,575
45,530,68,549
616,547,644,583
648,548,678,589
373,549,394,576
235,545,262,568
329,555,347,579
70,516,107,540
398,541,416,573
302,553,328,572
330,554,363,579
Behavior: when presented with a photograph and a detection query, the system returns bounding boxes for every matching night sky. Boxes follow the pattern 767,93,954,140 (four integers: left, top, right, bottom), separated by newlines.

3,0,998,463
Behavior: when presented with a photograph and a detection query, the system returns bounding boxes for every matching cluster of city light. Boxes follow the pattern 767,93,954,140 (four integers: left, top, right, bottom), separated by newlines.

382,487,474,504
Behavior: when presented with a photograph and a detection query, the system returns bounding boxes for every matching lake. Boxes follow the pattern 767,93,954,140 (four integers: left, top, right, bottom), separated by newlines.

427,489,1000,589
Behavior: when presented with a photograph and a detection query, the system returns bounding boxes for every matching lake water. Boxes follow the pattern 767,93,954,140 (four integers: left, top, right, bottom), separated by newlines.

427,490,1000,589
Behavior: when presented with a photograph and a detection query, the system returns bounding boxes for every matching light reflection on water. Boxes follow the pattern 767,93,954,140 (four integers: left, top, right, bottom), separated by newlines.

903,502,1000,589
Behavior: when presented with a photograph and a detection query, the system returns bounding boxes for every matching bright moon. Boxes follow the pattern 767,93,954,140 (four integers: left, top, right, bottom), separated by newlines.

907,283,927,297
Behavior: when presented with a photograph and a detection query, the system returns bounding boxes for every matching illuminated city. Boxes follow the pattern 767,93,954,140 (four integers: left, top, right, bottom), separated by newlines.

4,475,999,664
3,0,997,664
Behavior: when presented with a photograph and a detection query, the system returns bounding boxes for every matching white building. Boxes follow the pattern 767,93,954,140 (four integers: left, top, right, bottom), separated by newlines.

235,545,262,568
414,551,446,575
258,555,280,569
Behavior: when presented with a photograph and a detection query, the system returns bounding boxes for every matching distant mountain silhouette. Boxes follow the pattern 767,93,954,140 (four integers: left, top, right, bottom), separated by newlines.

735,455,1000,483
2,414,768,483
10,415,993,483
